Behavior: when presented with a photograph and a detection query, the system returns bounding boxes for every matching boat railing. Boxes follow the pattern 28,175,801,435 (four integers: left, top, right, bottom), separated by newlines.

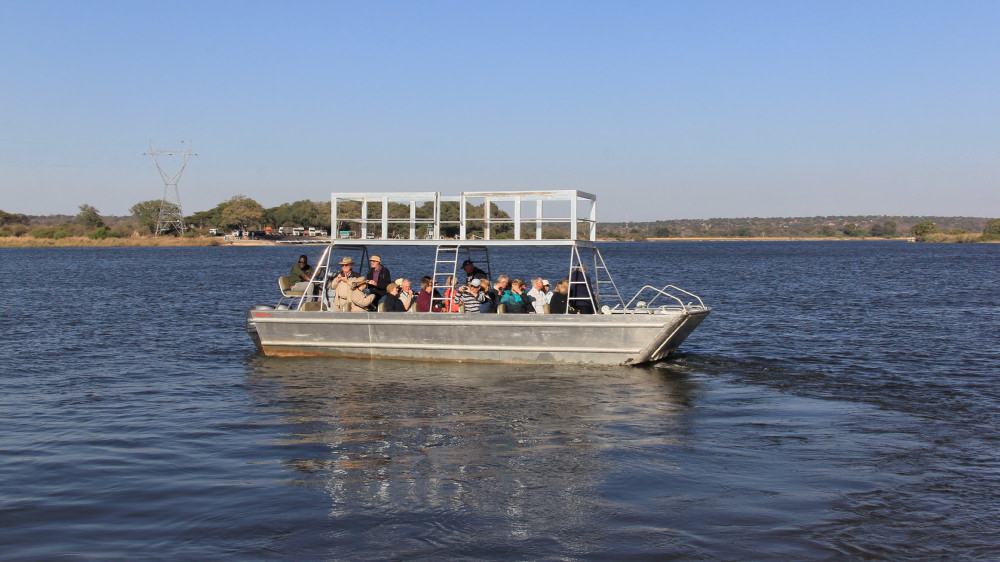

622,285,706,313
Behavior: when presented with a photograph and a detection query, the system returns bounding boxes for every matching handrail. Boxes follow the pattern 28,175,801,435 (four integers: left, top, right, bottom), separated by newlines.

624,285,706,312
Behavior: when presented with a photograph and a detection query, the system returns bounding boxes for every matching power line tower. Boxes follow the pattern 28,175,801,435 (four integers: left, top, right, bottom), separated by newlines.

145,140,196,236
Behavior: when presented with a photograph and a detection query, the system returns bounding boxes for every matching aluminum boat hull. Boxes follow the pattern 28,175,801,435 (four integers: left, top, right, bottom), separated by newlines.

247,307,710,366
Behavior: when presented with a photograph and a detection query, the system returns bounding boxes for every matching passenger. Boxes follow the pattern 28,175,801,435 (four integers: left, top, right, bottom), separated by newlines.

461,259,489,285
290,254,314,282
365,255,392,305
333,275,370,311
327,256,359,304
500,278,532,313
329,257,359,289
331,274,353,311
487,274,509,313
549,279,571,314
453,278,487,312
394,277,415,311
543,280,553,305
416,276,443,312
348,277,376,312
382,283,407,312
442,275,461,312
526,277,547,314
569,266,596,314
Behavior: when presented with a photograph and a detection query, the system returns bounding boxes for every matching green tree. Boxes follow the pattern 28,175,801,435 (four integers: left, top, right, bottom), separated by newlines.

882,220,897,238
982,218,1000,241
842,222,861,237
1,210,29,226
77,204,104,229
910,220,937,238
653,225,674,238
186,202,228,230
220,195,265,231
130,200,180,234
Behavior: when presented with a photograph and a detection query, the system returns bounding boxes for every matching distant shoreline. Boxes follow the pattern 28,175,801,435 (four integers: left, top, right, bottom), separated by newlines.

4,235,997,248
0,235,931,248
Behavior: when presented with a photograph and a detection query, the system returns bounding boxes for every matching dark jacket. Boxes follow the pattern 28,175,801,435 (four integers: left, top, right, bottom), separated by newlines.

366,264,392,300
549,292,569,314
382,292,407,312
464,266,488,285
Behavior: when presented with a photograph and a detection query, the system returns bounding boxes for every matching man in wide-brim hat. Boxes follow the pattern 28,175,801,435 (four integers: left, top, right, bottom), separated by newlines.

332,276,374,312
327,256,360,295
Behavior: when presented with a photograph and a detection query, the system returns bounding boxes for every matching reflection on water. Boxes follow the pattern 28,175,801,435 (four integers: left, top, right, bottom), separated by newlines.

247,357,697,555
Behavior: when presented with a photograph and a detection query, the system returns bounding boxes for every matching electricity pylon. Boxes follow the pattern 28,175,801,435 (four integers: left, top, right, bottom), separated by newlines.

145,140,196,236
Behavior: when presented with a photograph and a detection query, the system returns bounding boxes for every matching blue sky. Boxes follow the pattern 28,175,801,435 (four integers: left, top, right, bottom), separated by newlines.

1,1,997,220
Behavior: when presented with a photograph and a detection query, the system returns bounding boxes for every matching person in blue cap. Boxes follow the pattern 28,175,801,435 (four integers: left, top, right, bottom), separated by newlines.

461,259,488,286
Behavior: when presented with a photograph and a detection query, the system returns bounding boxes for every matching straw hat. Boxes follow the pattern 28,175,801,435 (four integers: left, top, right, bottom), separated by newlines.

369,255,381,263
350,277,367,287
338,256,354,265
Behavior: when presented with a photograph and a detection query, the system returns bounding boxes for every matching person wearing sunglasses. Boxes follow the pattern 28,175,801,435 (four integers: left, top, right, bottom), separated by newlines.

290,254,314,283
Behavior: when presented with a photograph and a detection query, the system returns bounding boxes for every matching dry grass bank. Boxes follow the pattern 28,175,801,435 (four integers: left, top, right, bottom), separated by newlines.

919,233,984,243
0,236,223,248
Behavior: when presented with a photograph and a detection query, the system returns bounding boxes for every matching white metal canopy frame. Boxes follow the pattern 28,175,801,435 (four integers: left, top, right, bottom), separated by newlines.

319,190,609,313
329,190,598,244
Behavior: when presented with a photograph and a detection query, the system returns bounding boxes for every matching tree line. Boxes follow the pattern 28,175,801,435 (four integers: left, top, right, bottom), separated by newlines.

0,196,517,240
600,215,1000,242
3,199,999,242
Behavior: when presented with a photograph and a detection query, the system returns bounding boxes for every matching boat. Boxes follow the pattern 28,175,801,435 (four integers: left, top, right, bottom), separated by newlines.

246,190,710,365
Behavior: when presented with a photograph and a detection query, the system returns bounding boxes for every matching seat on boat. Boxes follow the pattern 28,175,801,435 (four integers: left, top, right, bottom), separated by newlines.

278,275,307,309
543,304,550,314
301,301,321,311
377,301,386,312
279,276,305,297
497,304,507,313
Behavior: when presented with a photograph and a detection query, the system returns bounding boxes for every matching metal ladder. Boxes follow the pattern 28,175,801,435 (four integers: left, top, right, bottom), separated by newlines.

591,247,623,310
431,245,460,311
567,245,623,313
431,245,492,312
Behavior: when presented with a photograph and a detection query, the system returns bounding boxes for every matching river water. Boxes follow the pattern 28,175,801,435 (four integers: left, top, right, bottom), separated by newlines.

1,242,997,559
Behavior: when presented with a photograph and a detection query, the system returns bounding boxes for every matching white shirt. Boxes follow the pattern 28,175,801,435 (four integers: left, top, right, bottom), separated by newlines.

526,287,547,314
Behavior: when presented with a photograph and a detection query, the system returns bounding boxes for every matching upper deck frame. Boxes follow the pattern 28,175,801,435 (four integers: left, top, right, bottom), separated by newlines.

330,190,597,246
